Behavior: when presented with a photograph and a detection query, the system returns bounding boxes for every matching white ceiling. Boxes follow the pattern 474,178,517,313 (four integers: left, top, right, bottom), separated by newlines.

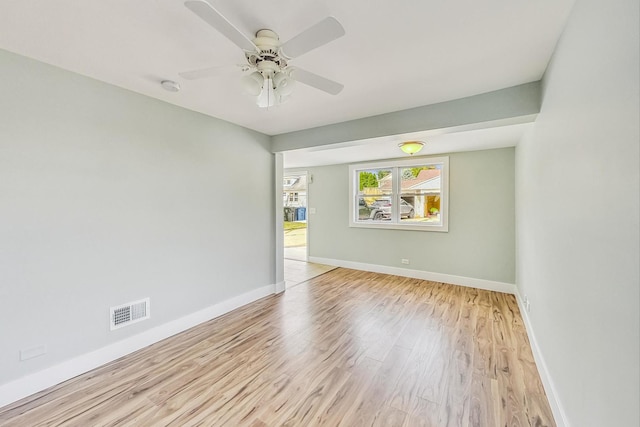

0,0,573,138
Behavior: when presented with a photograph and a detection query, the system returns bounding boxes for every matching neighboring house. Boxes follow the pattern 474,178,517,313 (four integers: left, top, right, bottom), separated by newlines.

372,169,442,217
404,169,442,217
283,175,307,208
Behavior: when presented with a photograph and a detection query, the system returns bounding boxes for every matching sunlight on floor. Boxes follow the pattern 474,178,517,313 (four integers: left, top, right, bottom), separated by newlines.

284,259,336,288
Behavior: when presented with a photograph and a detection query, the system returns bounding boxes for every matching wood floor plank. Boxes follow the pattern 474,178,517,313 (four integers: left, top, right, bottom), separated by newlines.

402,397,440,427
472,315,497,379
395,302,438,350
437,350,473,427
340,345,413,426
468,374,498,427
277,366,352,426
371,405,408,427
389,327,449,413
314,356,381,425
0,268,555,426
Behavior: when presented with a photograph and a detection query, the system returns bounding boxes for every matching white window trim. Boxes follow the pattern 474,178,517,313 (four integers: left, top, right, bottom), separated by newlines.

348,156,449,232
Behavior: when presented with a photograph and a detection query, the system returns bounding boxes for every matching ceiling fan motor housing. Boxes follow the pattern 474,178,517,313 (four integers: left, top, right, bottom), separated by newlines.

257,60,282,79
254,29,280,49
246,29,288,74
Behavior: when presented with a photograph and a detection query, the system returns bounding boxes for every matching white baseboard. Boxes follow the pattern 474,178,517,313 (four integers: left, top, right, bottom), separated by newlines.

274,280,286,293
515,290,569,427
308,256,516,294
0,283,276,409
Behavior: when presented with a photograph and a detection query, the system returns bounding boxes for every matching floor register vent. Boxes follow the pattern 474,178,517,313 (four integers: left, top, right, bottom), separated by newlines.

110,298,150,330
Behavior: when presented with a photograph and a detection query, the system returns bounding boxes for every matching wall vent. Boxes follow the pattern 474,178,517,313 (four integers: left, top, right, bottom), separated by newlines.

110,298,150,330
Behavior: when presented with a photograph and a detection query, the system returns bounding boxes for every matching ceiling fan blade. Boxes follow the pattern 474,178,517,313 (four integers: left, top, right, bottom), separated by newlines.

179,64,236,80
184,0,257,52
280,17,345,59
290,68,343,95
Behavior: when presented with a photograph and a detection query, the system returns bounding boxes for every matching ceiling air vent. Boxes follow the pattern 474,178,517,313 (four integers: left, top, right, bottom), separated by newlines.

110,298,150,331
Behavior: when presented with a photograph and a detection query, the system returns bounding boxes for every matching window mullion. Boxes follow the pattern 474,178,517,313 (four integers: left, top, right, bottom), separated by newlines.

392,166,400,223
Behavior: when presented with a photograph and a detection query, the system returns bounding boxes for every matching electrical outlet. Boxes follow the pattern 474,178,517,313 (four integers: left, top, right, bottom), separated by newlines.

401,259,409,265
523,295,531,313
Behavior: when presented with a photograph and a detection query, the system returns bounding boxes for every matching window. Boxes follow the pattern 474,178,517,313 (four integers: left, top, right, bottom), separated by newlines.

349,156,449,232
288,192,299,203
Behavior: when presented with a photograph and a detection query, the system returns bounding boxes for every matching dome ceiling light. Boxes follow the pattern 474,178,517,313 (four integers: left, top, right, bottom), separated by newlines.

398,141,425,155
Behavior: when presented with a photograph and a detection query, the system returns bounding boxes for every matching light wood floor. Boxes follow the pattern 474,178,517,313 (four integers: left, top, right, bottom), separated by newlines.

0,268,554,426
284,259,336,288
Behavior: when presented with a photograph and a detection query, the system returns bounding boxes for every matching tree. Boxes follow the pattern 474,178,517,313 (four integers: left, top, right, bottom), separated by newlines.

377,170,390,179
409,166,432,178
359,171,379,190
402,168,415,179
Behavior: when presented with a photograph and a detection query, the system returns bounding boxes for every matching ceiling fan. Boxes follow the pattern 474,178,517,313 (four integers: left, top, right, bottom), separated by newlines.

180,0,346,108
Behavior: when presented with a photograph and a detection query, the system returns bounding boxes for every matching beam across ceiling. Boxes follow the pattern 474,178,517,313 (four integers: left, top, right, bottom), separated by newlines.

271,81,541,153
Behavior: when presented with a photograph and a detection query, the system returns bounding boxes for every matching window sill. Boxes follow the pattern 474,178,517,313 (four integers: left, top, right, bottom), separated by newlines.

349,222,448,232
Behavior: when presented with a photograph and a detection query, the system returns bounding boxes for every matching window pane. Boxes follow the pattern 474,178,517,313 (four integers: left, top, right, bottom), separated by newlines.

357,168,392,221
349,157,448,231
399,166,442,224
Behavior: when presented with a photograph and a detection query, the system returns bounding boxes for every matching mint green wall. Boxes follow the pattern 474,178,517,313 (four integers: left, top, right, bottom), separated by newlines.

306,148,515,283
273,83,540,152
515,0,639,425
0,49,274,384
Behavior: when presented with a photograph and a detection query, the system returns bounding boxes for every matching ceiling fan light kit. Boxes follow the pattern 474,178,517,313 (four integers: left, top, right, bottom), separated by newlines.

273,72,294,96
241,71,264,96
181,0,345,108
257,76,278,108
399,141,425,155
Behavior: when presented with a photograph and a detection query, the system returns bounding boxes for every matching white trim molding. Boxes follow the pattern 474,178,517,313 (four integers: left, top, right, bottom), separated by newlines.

515,290,569,427
348,156,450,233
308,256,516,294
0,283,276,409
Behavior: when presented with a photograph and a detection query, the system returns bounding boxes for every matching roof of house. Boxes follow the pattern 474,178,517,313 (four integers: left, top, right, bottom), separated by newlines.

378,169,441,191
283,175,307,192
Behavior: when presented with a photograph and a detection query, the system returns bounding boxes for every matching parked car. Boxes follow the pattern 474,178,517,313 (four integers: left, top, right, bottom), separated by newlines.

358,199,385,220
372,198,415,219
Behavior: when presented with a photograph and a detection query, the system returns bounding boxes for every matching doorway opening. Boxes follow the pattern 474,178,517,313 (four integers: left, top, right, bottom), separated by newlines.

283,172,308,261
